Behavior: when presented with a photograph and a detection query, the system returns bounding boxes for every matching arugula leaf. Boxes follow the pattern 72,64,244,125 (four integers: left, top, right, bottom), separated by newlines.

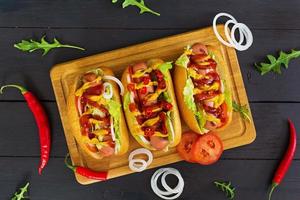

112,0,160,16
214,181,235,200
14,36,85,56
11,182,30,200
232,101,251,122
255,49,300,75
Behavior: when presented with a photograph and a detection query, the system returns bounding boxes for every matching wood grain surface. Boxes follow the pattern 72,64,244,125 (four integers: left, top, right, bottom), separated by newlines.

51,25,255,184
0,0,299,199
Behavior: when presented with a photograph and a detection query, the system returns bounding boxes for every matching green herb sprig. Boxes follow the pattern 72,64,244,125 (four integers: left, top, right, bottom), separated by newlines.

14,36,85,56
11,182,30,200
255,49,300,75
232,101,251,122
214,181,235,200
112,0,160,16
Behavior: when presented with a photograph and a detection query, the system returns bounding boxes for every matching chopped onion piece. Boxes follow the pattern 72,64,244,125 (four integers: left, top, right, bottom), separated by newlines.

103,82,113,100
204,100,214,107
103,75,124,96
151,168,184,200
92,108,106,118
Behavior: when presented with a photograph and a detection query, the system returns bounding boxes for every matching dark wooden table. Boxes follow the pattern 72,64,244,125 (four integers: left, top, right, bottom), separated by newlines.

0,1,299,199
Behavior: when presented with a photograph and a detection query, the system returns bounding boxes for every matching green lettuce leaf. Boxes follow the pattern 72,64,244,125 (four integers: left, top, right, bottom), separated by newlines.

183,78,197,112
183,78,207,131
175,54,190,68
175,45,191,68
114,120,121,151
123,92,131,110
107,99,121,120
107,99,122,148
166,111,175,143
163,91,172,103
158,62,173,78
195,110,206,132
223,80,232,112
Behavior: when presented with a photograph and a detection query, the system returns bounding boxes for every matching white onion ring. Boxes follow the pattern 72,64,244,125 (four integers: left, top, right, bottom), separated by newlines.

103,75,124,96
126,74,131,83
129,91,135,103
77,96,83,115
213,12,237,47
129,159,148,172
151,168,184,200
103,82,113,99
138,135,151,145
224,19,244,46
161,169,182,194
213,12,253,51
129,148,153,166
128,148,153,172
110,117,116,142
230,22,253,51
220,80,225,93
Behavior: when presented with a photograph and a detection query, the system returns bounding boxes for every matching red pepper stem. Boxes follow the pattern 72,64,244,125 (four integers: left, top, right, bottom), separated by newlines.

268,182,278,200
64,153,76,172
0,84,28,94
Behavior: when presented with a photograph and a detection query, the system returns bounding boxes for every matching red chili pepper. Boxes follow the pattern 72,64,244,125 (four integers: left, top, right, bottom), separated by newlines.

64,154,107,181
0,84,51,175
268,119,297,200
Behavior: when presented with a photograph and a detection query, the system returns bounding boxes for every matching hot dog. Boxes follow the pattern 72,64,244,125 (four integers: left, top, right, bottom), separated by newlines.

174,43,233,134
122,59,181,151
68,68,129,159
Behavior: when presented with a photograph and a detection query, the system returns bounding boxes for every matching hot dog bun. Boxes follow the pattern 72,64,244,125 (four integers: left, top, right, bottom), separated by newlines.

122,59,181,150
174,43,233,134
208,46,233,131
174,63,203,133
67,68,129,159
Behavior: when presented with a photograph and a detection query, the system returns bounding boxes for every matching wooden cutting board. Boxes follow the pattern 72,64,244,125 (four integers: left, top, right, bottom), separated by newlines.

50,25,256,185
